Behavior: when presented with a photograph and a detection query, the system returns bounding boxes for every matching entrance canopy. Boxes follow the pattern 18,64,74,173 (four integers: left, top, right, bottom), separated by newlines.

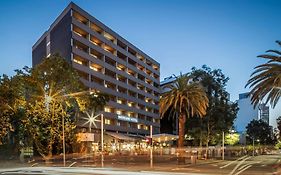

152,133,178,142
106,132,136,141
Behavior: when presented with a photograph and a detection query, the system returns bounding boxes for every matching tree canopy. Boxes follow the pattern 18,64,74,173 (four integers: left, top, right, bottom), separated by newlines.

0,54,109,159
186,65,238,146
246,119,275,145
246,40,281,108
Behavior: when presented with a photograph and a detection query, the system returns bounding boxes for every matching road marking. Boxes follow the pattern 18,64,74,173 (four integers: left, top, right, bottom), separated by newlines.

69,162,77,167
228,156,252,175
233,165,252,175
220,155,248,169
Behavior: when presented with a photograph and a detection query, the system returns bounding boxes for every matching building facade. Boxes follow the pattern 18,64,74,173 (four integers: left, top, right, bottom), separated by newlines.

32,2,160,136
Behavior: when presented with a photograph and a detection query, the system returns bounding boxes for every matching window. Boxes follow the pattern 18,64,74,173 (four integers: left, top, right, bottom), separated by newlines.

105,119,111,125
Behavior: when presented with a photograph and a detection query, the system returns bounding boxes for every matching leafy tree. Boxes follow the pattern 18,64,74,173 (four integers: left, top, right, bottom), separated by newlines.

160,74,209,155
0,54,109,158
246,40,281,108
0,74,26,147
246,119,275,145
225,133,240,145
186,66,238,146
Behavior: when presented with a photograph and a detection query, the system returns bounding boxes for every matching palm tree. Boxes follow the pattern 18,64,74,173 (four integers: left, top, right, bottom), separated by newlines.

160,74,209,150
246,40,281,108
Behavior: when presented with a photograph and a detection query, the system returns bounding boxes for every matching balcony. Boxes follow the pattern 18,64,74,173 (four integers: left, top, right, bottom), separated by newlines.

90,49,103,60
117,51,127,62
73,25,88,39
105,68,116,79
127,69,136,77
103,44,116,55
116,63,126,72
73,10,88,25
117,40,127,50
152,64,159,71
105,81,116,91
90,22,103,34
90,63,103,73
91,75,104,85
73,54,88,66
73,40,88,53
117,74,126,83
90,35,103,47
128,47,137,57
103,31,116,44
105,56,116,67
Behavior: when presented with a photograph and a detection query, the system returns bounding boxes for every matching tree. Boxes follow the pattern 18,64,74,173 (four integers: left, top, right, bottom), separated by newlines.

15,54,108,160
160,74,209,153
246,40,281,108
246,119,275,145
186,66,238,146
0,74,26,147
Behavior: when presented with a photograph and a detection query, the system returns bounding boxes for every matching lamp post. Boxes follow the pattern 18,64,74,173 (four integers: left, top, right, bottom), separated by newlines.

82,112,104,166
222,131,225,160
252,137,255,156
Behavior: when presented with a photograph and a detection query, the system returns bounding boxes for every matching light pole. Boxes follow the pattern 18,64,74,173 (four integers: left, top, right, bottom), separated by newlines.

82,112,104,166
62,115,66,167
252,137,255,156
222,131,225,160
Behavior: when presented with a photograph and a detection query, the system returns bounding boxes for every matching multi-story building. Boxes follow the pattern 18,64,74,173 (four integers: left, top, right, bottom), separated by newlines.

234,92,259,133
259,103,269,124
32,2,160,136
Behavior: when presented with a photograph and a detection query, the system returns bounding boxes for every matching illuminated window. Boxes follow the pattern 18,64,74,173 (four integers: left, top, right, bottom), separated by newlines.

137,124,142,129
105,119,111,125
117,99,122,104
104,107,110,113
116,110,122,115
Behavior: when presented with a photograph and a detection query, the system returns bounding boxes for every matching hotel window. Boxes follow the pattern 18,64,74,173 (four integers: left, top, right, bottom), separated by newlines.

104,107,110,113
137,124,142,129
105,119,111,125
116,110,122,115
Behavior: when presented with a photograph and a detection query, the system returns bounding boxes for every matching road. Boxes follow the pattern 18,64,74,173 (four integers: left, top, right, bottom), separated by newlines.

0,153,280,175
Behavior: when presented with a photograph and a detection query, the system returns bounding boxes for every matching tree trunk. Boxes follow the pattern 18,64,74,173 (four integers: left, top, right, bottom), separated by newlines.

178,113,186,164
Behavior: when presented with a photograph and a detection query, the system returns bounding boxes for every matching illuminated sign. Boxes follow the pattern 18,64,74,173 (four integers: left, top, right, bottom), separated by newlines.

118,115,138,123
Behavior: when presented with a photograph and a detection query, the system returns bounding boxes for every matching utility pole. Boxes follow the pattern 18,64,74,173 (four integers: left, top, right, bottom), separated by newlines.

222,131,224,160
252,137,255,156
150,125,153,168
62,112,66,166
101,114,104,167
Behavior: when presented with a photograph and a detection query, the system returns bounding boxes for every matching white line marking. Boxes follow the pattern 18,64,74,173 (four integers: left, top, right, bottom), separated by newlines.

233,165,252,175
228,156,252,175
220,155,248,169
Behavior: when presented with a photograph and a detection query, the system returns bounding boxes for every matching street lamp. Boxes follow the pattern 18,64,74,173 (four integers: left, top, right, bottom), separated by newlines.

82,112,104,166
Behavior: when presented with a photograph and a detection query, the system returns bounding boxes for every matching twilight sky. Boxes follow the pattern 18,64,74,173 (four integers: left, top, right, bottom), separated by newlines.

0,0,280,126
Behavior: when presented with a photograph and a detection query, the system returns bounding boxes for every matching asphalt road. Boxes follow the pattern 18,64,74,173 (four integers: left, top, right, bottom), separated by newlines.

0,153,280,175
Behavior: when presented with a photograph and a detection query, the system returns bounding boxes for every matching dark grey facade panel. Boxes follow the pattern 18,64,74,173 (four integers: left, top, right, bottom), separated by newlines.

32,37,46,66
50,10,72,62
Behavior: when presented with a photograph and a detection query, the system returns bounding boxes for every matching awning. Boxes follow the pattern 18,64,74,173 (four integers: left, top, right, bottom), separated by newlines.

152,133,179,142
106,132,136,141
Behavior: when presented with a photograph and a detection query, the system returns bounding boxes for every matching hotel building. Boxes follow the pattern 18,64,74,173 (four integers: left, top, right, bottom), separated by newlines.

32,2,160,136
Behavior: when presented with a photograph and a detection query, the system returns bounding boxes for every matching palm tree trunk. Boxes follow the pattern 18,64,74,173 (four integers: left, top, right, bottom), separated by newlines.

178,113,186,164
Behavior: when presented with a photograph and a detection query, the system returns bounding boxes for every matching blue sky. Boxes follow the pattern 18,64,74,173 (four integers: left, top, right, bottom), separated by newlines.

0,0,280,126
